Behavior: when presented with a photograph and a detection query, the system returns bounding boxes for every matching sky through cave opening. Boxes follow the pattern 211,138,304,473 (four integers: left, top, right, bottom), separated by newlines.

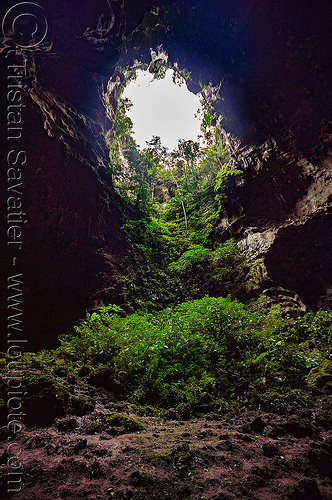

121,68,204,152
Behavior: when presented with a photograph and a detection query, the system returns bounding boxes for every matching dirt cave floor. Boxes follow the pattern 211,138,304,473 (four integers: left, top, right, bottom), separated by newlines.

1,388,331,500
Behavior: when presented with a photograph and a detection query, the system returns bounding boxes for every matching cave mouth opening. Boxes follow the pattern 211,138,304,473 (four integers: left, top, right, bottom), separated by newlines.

101,46,239,217
121,66,205,153
104,49,227,179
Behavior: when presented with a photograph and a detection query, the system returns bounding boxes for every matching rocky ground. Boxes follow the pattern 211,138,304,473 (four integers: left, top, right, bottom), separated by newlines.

1,383,331,500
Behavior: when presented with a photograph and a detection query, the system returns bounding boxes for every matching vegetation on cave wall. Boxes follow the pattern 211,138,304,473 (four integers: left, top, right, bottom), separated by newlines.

104,71,244,311
11,69,332,421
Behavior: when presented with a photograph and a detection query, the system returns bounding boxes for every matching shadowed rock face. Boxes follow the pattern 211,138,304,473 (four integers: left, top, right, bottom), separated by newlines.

265,214,332,309
0,0,128,351
219,142,332,310
0,0,331,350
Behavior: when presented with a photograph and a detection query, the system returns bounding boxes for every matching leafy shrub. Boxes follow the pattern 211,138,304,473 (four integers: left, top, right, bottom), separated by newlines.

17,296,331,416
53,297,331,414
169,244,211,271
212,238,239,263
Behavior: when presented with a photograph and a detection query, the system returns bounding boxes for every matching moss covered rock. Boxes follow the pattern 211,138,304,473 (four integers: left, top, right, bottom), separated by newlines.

306,359,332,388
71,395,95,416
88,368,127,399
24,370,69,427
88,412,146,436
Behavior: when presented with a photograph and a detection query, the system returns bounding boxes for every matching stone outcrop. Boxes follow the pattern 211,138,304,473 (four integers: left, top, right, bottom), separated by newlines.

223,140,332,310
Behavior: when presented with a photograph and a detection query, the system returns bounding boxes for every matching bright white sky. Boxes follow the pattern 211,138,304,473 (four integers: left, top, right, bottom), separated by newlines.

122,69,203,151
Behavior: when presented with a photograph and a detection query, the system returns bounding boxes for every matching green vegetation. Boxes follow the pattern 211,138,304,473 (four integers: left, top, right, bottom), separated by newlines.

169,443,198,477
106,71,240,224
37,71,324,418
103,71,244,311
150,7,160,16
20,301,332,418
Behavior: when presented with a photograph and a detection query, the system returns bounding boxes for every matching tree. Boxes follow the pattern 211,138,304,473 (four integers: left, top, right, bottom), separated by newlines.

173,139,201,192
141,136,169,200
108,95,133,182
166,139,203,230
